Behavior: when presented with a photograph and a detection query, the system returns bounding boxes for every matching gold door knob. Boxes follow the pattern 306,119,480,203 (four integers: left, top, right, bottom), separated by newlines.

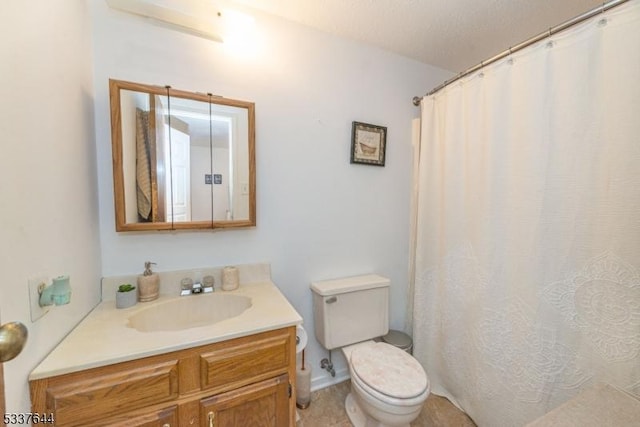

0,322,28,362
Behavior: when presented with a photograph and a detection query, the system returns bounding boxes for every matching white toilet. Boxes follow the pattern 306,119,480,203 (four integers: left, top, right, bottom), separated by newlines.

311,274,429,427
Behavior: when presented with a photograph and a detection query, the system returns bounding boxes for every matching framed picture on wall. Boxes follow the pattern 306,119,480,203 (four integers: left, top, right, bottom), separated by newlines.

350,121,387,166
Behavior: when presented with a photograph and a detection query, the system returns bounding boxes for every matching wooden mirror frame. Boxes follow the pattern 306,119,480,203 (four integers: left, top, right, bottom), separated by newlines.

109,79,256,231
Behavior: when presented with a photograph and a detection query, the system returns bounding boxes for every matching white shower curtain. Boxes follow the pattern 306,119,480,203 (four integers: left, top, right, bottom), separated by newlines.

412,1,640,425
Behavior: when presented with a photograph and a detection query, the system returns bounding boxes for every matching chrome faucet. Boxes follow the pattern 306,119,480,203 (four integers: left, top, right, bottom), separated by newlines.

180,275,214,296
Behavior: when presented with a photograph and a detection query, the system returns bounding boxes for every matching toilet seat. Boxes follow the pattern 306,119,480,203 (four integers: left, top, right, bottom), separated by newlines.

350,342,428,401
350,365,430,410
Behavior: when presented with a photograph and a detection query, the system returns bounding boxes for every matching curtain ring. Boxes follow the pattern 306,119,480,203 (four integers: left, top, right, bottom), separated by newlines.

507,47,514,65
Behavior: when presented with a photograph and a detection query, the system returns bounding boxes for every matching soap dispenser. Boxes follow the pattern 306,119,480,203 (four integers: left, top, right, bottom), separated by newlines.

137,261,159,302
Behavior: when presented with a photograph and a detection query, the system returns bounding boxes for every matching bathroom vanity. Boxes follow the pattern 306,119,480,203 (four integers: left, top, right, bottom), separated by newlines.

29,269,301,427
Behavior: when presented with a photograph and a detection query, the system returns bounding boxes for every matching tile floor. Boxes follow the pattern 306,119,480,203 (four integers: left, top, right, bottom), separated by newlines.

297,380,477,426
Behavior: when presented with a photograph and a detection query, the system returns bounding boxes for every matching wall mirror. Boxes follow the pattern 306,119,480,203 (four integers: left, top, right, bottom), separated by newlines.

109,79,255,231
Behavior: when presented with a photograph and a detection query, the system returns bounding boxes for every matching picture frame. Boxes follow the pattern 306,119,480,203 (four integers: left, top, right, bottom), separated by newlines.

350,121,387,166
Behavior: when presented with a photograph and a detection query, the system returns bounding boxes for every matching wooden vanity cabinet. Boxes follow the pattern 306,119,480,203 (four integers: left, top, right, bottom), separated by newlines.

30,327,296,427
97,405,179,427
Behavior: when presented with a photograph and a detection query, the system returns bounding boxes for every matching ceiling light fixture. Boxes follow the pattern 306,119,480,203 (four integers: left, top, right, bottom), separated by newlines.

106,0,224,43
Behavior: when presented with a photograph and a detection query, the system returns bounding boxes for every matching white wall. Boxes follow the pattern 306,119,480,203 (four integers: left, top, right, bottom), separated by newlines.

190,144,213,220
0,0,101,413
212,147,231,221
90,2,452,388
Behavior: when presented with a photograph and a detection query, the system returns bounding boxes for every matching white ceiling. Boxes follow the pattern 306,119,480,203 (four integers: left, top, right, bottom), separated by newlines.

232,0,604,72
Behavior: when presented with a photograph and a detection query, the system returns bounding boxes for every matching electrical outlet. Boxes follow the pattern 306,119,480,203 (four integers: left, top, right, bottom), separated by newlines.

28,276,50,322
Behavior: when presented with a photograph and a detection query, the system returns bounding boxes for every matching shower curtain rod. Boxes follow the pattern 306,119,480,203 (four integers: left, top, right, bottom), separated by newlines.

412,0,630,106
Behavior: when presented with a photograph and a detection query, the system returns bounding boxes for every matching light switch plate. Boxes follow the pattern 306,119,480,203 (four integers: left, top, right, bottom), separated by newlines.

28,276,50,322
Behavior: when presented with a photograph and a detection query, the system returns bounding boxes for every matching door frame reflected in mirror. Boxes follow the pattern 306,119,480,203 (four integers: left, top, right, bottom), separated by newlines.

109,79,256,231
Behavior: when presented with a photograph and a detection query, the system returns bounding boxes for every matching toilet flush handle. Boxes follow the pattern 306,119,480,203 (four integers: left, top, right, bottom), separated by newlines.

325,296,337,304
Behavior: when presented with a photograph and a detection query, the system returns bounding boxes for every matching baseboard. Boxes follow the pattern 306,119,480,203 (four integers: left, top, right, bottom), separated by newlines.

310,366,350,392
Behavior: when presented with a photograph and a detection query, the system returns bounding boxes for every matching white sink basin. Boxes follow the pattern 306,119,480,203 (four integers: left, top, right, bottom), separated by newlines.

127,294,252,332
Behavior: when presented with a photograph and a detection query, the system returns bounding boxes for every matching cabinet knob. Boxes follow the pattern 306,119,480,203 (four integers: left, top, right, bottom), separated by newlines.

208,411,215,427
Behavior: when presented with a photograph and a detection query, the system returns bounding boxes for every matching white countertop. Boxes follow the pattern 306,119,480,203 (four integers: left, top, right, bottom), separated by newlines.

30,280,302,380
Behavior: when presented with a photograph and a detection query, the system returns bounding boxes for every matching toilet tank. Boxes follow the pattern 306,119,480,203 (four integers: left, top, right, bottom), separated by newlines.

311,274,389,350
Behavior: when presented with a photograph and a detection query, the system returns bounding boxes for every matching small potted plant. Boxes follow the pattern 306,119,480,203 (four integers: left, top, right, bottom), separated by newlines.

116,283,137,309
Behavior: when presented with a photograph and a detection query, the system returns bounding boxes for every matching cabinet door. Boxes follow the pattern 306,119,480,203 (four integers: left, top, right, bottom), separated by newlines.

200,374,289,427
93,405,178,427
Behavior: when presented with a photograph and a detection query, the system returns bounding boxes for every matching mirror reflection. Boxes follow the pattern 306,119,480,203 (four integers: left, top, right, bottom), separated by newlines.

110,80,255,231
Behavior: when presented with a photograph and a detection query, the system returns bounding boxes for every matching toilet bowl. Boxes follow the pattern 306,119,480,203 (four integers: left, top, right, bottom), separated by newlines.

310,274,430,427
342,341,430,427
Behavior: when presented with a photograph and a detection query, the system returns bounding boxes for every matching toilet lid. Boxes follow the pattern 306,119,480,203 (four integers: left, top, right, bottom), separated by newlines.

350,342,427,399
